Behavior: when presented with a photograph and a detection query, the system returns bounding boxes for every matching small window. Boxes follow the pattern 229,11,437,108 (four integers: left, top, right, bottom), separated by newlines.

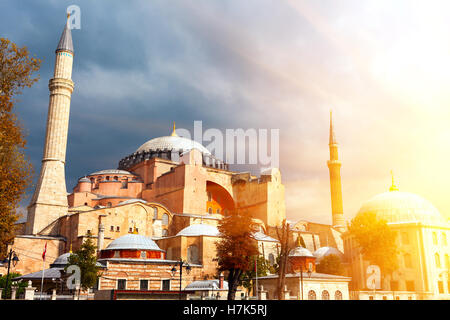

207,192,212,202
162,214,169,226
321,290,330,300
395,296,400,300
216,208,220,214
445,254,449,269
435,253,441,268
162,279,170,291
110,226,114,231
369,296,374,300
406,281,415,291
129,227,133,233
308,290,316,300
116,226,120,232
433,232,438,245
107,202,112,207
268,253,275,266
443,233,447,246
438,281,444,294
114,251,120,258
140,279,148,291
153,207,158,220
117,279,126,290
141,251,147,259
382,296,387,300
334,290,342,300
162,229,168,237
208,208,212,214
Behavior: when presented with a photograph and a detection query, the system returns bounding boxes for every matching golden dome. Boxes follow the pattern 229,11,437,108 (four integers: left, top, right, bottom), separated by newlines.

358,190,445,226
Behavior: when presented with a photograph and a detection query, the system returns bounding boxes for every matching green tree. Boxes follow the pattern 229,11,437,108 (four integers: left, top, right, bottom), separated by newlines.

241,255,270,294
215,210,259,300
316,254,344,275
0,38,40,257
0,272,26,299
347,211,398,283
65,239,100,291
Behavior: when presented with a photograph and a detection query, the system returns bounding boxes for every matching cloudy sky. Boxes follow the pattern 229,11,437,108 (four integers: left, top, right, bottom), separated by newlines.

2,0,450,224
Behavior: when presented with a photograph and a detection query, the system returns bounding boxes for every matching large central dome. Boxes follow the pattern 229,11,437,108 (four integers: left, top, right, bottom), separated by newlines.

357,190,445,226
136,135,211,155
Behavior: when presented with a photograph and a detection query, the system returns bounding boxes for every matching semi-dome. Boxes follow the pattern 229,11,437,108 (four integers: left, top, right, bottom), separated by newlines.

313,247,343,261
289,247,314,257
176,224,220,237
105,234,163,251
78,177,91,183
357,190,445,226
136,135,211,155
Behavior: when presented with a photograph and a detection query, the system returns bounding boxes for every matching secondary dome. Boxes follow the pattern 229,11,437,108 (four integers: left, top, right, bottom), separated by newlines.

289,247,314,257
51,252,73,267
136,135,211,155
105,234,163,251
358,190,445,226
176,224,220,237
313,247,343,261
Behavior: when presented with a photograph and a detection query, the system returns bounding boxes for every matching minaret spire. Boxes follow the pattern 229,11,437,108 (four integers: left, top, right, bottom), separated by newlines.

327,110,345,232
25,16,75,234
389,170,399,191
171,121,178,137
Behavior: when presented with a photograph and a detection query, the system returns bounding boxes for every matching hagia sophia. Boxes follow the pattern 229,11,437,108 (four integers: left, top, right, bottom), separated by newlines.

1,18,449,300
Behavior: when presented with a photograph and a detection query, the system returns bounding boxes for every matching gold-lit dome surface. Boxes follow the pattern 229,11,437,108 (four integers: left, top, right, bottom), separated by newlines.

357,190,445,226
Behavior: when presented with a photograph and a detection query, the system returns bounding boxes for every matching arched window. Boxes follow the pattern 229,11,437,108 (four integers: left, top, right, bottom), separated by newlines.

153,207,158,220
443,233,447,246
445,254,449,269
322,290,330,300
187,245,199,264
162,229,168,237
216,208,220,214
107,202,112,208
308,290,316,300
433,232,438,245
106,176,110,181
334,290,343,300
208,208,213,214
435,253,441,268
162,214,169,226
207,192,212,202
268,253,275,266
404,253,412,268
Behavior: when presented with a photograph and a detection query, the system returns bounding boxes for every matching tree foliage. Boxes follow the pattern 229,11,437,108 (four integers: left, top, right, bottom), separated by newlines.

0,38,41,257
316,254,345,276
241,255,270,294
215,210,259,300
65,239,100,291
347,211,398,276
0,272,26,299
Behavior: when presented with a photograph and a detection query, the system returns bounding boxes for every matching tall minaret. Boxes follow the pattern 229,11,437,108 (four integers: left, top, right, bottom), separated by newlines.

25,16,75,235
327,111,345,232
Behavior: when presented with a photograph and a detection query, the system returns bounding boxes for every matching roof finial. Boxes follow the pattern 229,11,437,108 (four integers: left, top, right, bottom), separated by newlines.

389,170,399,191
171,121,178,137
329,109,337,145
69,243,73,253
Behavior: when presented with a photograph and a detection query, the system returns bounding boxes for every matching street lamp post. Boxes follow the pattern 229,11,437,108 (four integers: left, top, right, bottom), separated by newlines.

1,249,19,299
171,258,191,300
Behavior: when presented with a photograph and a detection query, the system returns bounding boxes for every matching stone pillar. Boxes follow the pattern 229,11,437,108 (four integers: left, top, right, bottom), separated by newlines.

97,222,105,252
258,285,268,300
0,288,3,300
11,287,17,300
51,288,57,300
283,285,291,300
24,281,36,300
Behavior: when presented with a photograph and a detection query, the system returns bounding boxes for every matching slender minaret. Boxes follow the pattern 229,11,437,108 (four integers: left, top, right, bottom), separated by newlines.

25,16,75,235
327,111,345,232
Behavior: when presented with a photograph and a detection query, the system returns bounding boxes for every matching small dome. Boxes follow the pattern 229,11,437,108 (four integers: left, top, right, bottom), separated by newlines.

313,247,343,261
358,190,445,225
289,247,314,258
51,252,73,267
136,136,211,155
79,177,91,183
105,234,163,251
176,224,220,237
90,169,133,175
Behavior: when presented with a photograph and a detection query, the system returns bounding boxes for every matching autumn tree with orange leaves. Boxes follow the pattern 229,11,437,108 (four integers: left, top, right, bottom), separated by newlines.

0,38,41,257
216,210,259,300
